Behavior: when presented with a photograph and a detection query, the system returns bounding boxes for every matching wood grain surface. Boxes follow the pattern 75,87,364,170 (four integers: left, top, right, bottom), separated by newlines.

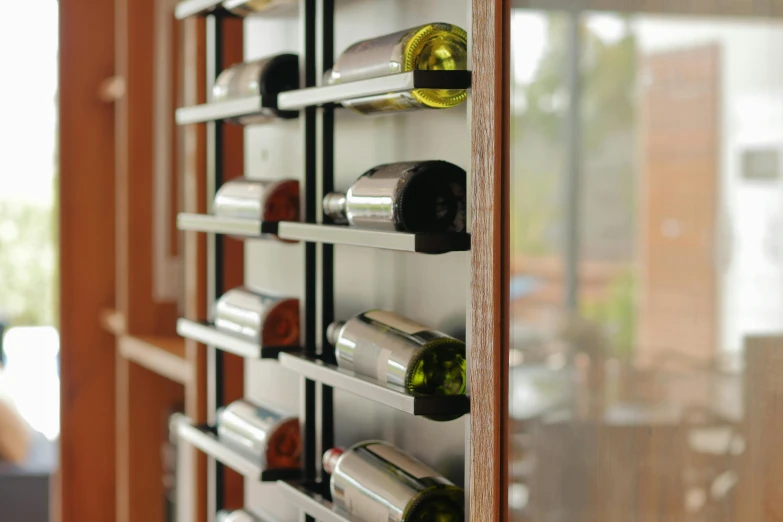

470,0,511,520
510,0,783,17
115,0,179,337
181,14,210,522
59,1,118,521
218,16,248,513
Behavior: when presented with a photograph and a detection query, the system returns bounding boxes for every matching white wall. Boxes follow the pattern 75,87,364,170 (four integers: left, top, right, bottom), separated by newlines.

242,1,470,518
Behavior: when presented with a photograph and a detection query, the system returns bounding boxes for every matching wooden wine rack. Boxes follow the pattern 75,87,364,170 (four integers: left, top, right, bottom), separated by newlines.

59,0,507,520
168,1,496,521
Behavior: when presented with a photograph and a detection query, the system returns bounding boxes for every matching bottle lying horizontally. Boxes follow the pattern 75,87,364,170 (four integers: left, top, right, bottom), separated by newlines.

322,161,466,233
214,287,300,350
217,398,301,470
213,178,299,241
327,310,466,412
221,0,297,16
324,23,468,115
216,509,268,522
323,441,465,522
211,53,299,123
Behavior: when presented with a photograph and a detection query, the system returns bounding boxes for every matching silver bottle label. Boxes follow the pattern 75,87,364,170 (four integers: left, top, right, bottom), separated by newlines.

328,28,411,85
214,287,281,342
217,399,292,466
330,441,457,522
334,311,452,387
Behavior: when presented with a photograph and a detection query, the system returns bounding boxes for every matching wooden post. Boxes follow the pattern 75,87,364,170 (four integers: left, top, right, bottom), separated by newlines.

59,0,117,520
470,0,511,520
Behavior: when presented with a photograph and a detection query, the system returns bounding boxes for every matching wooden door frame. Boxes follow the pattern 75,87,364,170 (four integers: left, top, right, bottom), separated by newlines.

470,0,511,520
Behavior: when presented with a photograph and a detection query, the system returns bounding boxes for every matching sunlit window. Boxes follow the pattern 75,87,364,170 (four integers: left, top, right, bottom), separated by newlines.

0,0,59,445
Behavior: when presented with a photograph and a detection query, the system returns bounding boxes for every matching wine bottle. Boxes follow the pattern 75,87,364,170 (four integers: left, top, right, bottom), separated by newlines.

217,398,301,469
165,412,186,522
213,178,300,235
323,441,465,522
327,311,466,398
325,23,468,115
221,0,297,16
212,54,299,123
322,161,466,233
215,287,300,349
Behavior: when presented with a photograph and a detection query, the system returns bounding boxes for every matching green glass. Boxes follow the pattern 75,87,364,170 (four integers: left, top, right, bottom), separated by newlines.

405,490,465,522
324,441,465,522
329,311,467,422
408,343,467,396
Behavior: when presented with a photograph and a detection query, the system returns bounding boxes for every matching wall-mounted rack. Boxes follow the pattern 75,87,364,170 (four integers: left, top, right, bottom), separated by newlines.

277,70,472,110
174,0,228,20
175,0,474,519
175,71,472,125
176,420,301,482
177,213,280,238
276,481,362,522
177,318,294,359
278,353,470,418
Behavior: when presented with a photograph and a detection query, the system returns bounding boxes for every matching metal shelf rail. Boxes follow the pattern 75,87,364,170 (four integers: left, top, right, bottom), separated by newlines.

176,319,296,359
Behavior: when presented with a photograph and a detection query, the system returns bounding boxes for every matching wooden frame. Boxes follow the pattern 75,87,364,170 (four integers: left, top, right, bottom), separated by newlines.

512,0,783,17
470,0,511,520
61,1,513,520
60,1,245,521
59,1,117,521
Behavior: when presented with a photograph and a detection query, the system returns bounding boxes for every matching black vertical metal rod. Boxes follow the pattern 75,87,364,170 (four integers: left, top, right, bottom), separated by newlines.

319,0,336,473
302,3,318,516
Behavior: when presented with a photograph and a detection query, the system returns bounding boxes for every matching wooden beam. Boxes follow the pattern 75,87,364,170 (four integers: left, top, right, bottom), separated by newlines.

218,16,247,512
181,13,209,522
115,0,178,337
470,0,511,520
511,0,783,18
59,0,117,521
117,356,185,522
117,335,191,385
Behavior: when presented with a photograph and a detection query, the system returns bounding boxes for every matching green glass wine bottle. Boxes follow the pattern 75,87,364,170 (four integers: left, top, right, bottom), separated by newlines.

325,23,468,115
323,441,465,522
327,310,466,421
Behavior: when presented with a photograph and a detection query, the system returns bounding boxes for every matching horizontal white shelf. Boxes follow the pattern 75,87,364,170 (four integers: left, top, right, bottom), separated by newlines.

278,70,472,111
175,0,298,19
175,96,269,125
177,213,280,237
278,353,470,418
177,215,470,254
277,222,471,254
174,0,224,19
175,72,470,124
176,420,301,481
277,481,362,522
177,318,296,359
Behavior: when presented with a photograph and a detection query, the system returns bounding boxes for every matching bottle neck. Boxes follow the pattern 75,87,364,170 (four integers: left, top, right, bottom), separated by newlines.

323,192,348,223
326,321,346,346
322,447,345,475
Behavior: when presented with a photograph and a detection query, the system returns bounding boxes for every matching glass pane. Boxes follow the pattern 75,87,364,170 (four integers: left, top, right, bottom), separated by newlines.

0,0,59,490
509,4,782,521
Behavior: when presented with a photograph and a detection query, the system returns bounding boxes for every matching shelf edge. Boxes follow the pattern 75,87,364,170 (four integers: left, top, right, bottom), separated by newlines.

117,335,191,384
